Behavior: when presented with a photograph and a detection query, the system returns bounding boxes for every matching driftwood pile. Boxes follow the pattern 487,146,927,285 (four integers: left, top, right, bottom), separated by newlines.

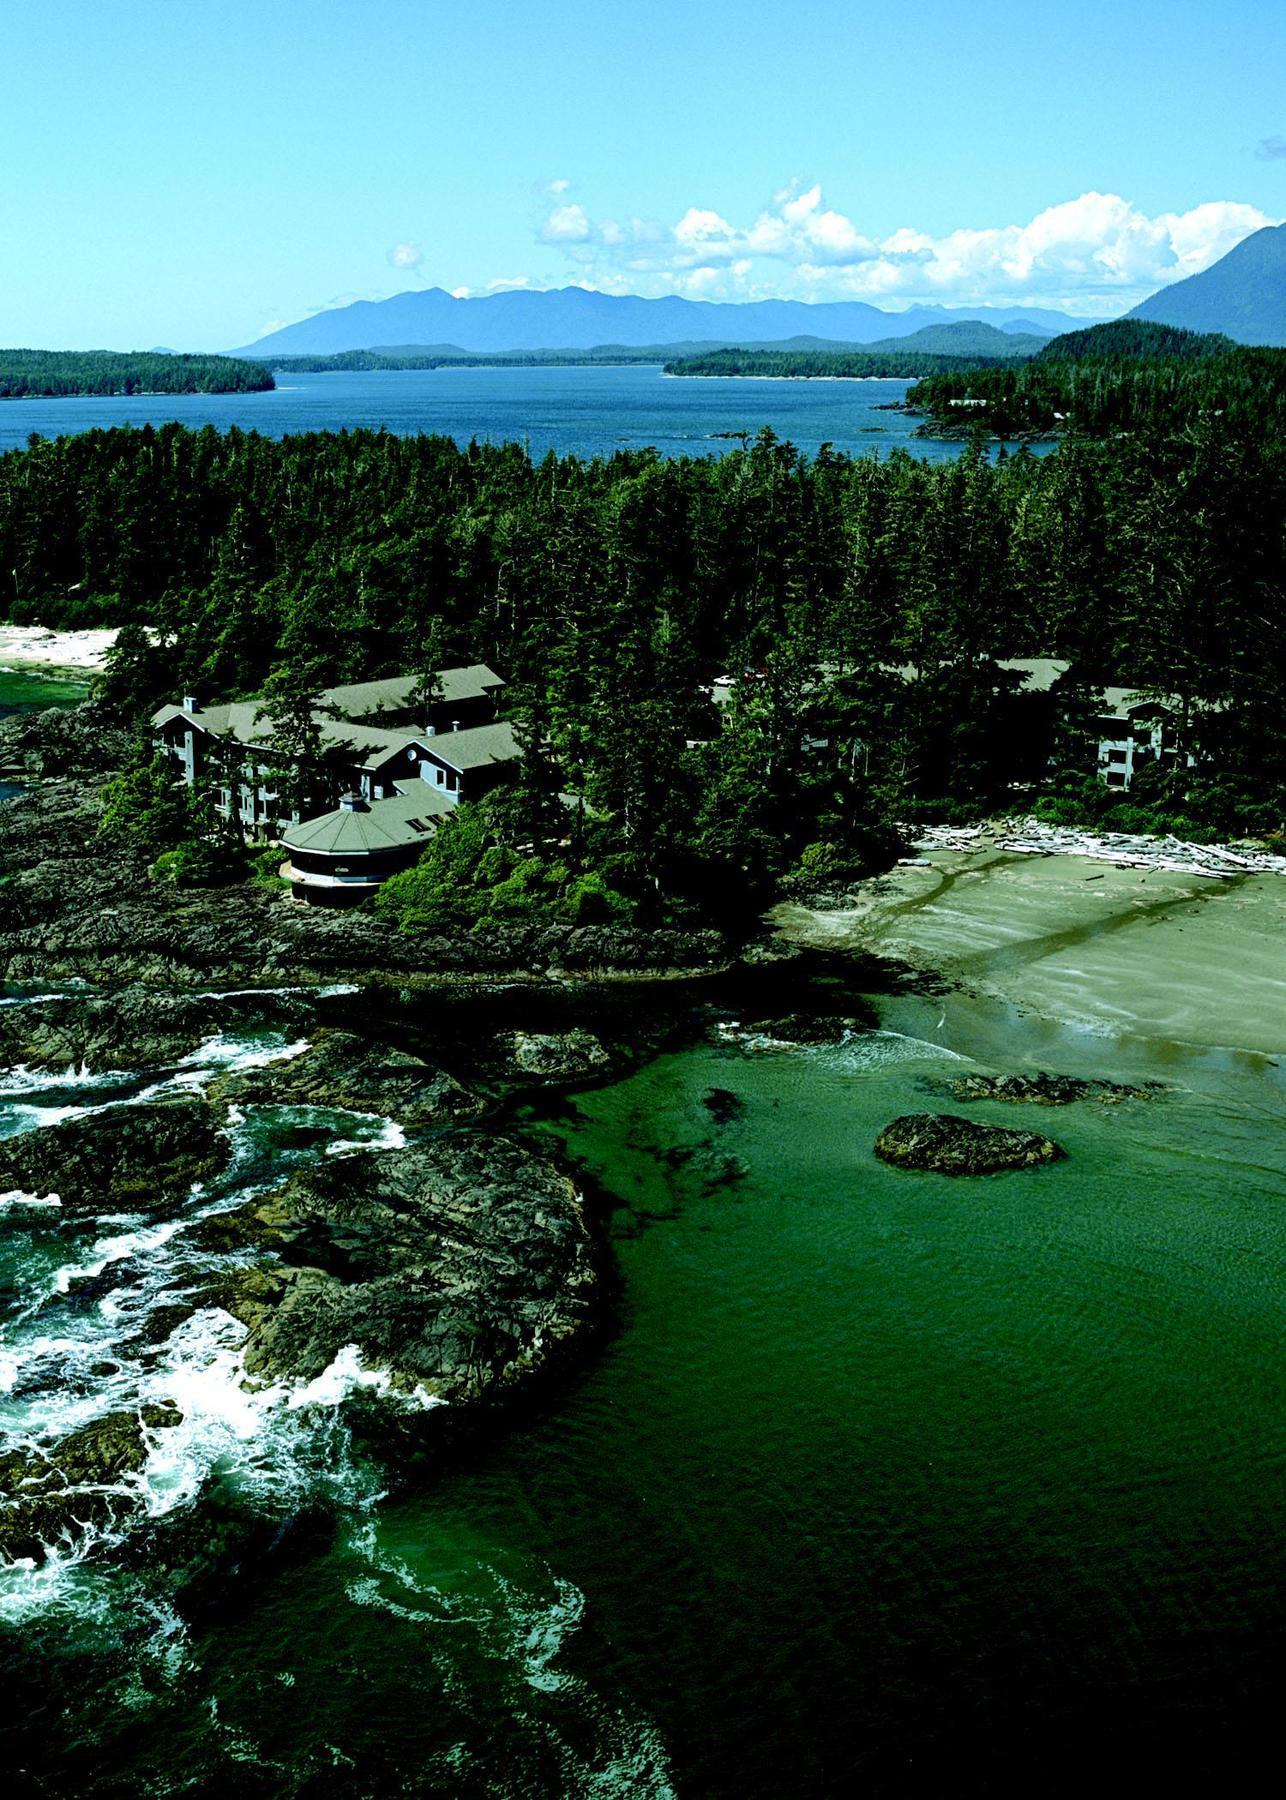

905,818,1286,881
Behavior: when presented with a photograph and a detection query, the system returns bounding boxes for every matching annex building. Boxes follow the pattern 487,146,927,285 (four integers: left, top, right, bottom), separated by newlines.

153,664,519,906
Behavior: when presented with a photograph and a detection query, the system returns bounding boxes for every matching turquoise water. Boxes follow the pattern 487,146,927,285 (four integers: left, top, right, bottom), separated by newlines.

0,669,89,719
0,364,1018,463
2,986,1282,1795
0,672,88,798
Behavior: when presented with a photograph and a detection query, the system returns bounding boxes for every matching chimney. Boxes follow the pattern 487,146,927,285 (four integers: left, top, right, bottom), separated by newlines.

451,719,461,732
182,694,199,712
338,792,369,813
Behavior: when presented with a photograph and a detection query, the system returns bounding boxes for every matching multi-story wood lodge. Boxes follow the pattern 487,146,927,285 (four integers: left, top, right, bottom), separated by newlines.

152,664,519,905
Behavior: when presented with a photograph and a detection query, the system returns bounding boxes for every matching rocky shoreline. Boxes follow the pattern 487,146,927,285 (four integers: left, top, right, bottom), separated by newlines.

0,706,866,1593
0,702,1129,1601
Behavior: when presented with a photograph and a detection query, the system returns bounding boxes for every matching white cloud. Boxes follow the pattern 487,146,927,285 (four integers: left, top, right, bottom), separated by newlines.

387,241,424,271
533,183,1280,312
539,202,592,243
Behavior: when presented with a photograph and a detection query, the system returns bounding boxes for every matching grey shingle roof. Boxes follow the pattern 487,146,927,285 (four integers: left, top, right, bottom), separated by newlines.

419,720,519,772
319,664,504,719
281,781,455,856
153,666,515,774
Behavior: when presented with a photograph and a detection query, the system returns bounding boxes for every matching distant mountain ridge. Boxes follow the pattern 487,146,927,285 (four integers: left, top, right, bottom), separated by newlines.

233,286,1089,358
1128,223,1286,345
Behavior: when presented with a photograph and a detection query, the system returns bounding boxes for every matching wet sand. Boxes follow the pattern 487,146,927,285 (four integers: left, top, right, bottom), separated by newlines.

774,849,1286,1056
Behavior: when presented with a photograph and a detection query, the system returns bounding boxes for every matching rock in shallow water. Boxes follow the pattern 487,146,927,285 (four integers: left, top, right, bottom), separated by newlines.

209,1131,599,1406
0,1401,181,1564
0,1095,229,1211
874,1112,1066,1176
938,1071,1159,1107
208,1029,481,1129
0,982,316,1073
492,1028,613,1083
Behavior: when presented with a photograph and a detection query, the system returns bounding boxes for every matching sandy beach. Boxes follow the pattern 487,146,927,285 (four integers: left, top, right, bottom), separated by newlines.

0,624,118,677
774,847,1286,1056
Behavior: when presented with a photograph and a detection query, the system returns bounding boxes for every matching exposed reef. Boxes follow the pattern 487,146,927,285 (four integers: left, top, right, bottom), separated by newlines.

874,1112,1066,1175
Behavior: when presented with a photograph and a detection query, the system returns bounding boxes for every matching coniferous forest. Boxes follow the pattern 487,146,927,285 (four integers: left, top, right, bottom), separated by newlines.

2,411,1283,925
0,349,275,399
907,328,1286,438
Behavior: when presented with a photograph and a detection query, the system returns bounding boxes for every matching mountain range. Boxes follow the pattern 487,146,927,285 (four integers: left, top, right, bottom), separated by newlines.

1127,222,1286,345
233,222,1286,360
233,289,1084,359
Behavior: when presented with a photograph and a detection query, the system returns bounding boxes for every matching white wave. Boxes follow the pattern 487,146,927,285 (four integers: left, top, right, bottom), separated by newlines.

344,1538,677,1798
53,1217,186,1296
717,1021,971,1066
837,1027,973,1068
325,1112,407,1156
0,1062,132,1099
134,1316,435,1524
0,1186,61,1209
3,1099,98,1131
129,1035,313,1104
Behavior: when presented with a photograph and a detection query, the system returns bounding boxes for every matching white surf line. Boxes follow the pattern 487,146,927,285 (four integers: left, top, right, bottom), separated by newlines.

909,819,1286,880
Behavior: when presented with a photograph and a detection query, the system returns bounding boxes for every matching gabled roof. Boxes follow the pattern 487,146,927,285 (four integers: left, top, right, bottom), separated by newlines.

154,699,436,771
320,664,504,720
281,781,454,856
153,665,510,770
418,720,519,772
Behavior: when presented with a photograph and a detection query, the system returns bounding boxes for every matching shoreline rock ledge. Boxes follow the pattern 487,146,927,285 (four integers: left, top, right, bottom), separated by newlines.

874,1112,1066,1176
201,1130,600,1410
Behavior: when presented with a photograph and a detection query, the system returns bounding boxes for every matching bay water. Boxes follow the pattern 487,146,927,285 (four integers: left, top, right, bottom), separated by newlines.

0,365,1012,463
0,976,1281,1794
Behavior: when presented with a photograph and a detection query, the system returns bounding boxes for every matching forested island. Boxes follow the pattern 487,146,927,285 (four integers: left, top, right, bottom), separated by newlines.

904,320,1285,438
271,346,675,373
665,322,1050,380
0,349,276,399
664,346,1031,379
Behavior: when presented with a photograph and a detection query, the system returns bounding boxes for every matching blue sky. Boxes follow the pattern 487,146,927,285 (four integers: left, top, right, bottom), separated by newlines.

2,0,1283,347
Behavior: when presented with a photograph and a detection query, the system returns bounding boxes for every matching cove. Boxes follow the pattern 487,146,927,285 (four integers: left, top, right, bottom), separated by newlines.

10,991,1277,1795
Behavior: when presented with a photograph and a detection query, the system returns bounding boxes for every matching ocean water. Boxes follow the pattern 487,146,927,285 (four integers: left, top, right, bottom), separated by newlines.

0,364,1022,462
0,670,90,721
1,982,1282,1796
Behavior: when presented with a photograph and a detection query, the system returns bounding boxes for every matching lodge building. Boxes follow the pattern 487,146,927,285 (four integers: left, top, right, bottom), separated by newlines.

152,664,520,906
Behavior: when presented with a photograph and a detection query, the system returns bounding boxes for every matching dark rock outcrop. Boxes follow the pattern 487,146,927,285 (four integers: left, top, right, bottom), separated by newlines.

0,983,316,1073
208,1132,598,1405
488,1027,613,1084
0,704,131,779
741,1009,874,1045
874,1112,1066,1176
0,780,153,932
937,1071,1160,1106
208,1029,482,1129
0,1401,181,1564
0,1095,228,1211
